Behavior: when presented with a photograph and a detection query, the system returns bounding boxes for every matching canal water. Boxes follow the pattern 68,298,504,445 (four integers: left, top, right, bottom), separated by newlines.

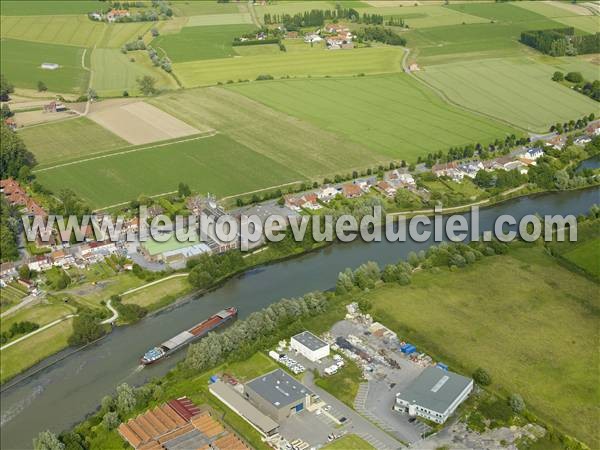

1,187,599,449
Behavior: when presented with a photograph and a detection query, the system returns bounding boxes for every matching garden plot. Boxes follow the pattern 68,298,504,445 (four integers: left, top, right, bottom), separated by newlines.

87,101,202,145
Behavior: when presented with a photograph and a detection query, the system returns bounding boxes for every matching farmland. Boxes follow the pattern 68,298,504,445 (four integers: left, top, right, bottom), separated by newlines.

418,57,599,132
229,74,517,159
152,24,256,62
35,134,304,209
361,245,599,448
96,22,153,49
185,13,252,27
173,46,405,87
0,1,99,16
19,117,128,167
562,238,600,278
170,0,244,17
0,38,88,93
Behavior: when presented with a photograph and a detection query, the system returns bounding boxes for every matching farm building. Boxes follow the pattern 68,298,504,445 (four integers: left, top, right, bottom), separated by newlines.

244,369,320,422
209,381,280,437
394,366,473,424
40,63,59,70
290,331,330,362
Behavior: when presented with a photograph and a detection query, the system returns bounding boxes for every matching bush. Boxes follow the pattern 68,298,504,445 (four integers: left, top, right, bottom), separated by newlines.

102,411,119,430
552,71,564,82
509,393,525,413
565,71,583,84
256,74,274,81
473,367,492,386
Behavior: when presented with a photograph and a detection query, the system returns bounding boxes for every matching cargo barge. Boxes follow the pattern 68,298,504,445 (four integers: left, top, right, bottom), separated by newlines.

140,307,237,365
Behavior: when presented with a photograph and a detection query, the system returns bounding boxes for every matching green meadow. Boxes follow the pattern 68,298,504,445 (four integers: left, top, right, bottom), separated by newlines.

363,246,599,448
35,134,304,208
170,0,243,17
563,239,600,279
152,24,256,62
173,46,405,87
0,1,99,16
418,57,598,132
20,117,128,167
0,38,88,93
229,74,517,159
97,22,153,48
185,13,252,27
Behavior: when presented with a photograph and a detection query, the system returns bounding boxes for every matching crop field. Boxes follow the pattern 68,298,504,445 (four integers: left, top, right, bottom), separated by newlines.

174,46,405,87
550,16,600,35
91,48,178,96
359,5,489,28
152,24,256,62
20,117,128,167
513,1,593,18
170,1,243,16
254,1,338,17
97,22,153,48
563,238,600,278
0,1,99,16
229,74,517,159
364,246,599,448
0,15,104,47
150,87,386,178
418,57,598,132
35,134,304,209
185,13,252,27
0,38,88,93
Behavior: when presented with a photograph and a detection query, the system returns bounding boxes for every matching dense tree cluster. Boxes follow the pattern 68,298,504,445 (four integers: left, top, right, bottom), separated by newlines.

263,7,360,28
187,252,245,289
1,196,19,262
521,27,600,56
474,168,527,191
552,71,600,102
68,310,106,346
0,73,14,101
0,320,40,344
111,295,147,323
0,122,37,180
355,26,406,46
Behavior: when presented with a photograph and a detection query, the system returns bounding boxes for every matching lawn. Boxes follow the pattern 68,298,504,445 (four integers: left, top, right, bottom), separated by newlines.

122,276,191,310
149,87,387,179
35,133,304,209
0,1,100,15
362,246,599,448
20,117,128,167
563,238,600,279
323,435,375,450
0,38,89,93
418,57,599,132
173,46,405,87
152,24,256,63
1,301,74,333
0,318,73,384
0,15,104,47
314,358,363,408
90,48,178,96
229,74,517,160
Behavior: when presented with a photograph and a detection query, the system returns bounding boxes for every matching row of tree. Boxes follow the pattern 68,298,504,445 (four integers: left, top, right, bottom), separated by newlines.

355,26,406,46
552,71,600,102
0,320,39,345
263,7,361,27
521,27,600,56
549,112,595,134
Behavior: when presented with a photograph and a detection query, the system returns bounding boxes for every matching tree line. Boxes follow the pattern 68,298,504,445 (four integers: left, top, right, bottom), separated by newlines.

552,71,599,102
355,26,406,46
520,27,600,56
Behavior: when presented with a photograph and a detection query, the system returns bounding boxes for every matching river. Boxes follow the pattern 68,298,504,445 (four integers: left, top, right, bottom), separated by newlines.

1,187,599,449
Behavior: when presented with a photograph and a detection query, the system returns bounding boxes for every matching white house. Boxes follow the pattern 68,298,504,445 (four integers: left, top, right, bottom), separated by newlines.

317,186,338,203
394,367,473,424
290,331,330,362
523,147,544,160
304,34,322,43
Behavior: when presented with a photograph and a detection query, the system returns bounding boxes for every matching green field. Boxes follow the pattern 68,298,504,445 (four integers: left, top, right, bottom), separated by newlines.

150,87,387,178
152,24,256,63
563,238,600,278
323,435,375,450
362,246,599,448
97,22,153,48
91,48,178,96
174,46,405,87
122,276,191,310
0,1,99,16
229,74,517,159
185,13,252,27
20,117,128,167
360,4,489,28
0,38,88,93
171,0,243,16
418,57,598,132
551,15,600,35
1,15,104,47
35,133,304,208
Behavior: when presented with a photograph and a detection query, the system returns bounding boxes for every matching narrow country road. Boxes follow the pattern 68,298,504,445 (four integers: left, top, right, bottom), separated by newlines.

100,299,118,325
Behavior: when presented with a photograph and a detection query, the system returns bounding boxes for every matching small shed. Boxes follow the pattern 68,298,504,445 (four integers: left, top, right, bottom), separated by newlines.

41,63,59,70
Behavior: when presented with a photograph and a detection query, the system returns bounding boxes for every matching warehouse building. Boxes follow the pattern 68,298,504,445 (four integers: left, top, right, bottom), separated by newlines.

290,331,330,362
244,369,320,421
394,366,473,424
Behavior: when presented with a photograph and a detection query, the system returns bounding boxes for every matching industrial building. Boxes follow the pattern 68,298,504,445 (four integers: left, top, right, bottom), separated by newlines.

290,331,330,362
244,369,320,421
394,367,473,424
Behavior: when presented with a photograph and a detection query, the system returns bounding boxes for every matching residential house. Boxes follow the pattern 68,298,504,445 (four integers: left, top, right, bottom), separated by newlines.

375,181,396,198
4,117,17,130
284,193,321,212
285,31,299,39
457,162,483,179
445,168,464,183
574,135,592,146
432,161,459,177
27,255,52,273
106,8,130,22
304,34,322,43
325,23,349,34
545,134,565,150
503,160,529,175
354,177,377,192
342,183,363,199
586,122,600,136
0,262,18,280
523,147,544,161
317,186,339,203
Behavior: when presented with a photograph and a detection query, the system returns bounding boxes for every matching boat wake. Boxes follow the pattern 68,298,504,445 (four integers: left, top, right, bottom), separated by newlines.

0,383,45,426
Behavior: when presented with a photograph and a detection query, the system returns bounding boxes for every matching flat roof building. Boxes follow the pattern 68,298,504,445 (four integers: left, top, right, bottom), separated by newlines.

394,367,473,424
290,330,330,362
244,369,320,421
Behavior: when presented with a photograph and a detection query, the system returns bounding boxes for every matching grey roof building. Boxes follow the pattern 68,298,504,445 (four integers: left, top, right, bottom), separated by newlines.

394,367,473,424
290,331,330,362
244,369,319,421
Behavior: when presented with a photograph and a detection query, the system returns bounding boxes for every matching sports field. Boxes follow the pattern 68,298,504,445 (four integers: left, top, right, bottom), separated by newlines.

91,48,178,96
1,14,104,47
418,57,599,132
229,74,517,159
19,117,128,167
35,134,304,209
0,38,88,93
0,0,98,16
173,46,405,87
152,24,256,63
364,246,599,448
149,87,387,178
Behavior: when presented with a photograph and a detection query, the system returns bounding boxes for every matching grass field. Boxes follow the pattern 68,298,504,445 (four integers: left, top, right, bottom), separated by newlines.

122,276,191,310
0,1,99,16
418,57,599,132
563,238,600,278
1,302,75,333
173,46,405,87
359,4,489,28
90,48,178,96
0,38,88,93
97,22,154,48
229,74,517,159
149,87,388,178
1,15,104,47
323,435,375,450
362,246,599,448
152,24,256,63
19,117,128,167
35,133,304,209
185,13,252,27
171,0,243,16
550,15,600,35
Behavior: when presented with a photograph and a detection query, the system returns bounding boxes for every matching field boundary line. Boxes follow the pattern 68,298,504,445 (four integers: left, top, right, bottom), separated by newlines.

93,190,178,212
220,180,304,201
33,131,218,173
